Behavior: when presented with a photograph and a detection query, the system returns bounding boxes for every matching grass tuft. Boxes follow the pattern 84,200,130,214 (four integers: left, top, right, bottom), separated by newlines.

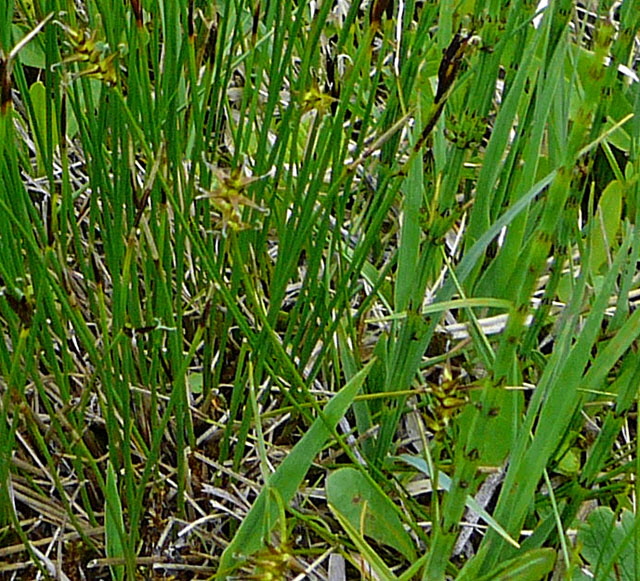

1,1,639,579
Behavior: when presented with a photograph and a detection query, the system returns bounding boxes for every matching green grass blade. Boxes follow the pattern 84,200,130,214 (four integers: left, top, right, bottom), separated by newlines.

105,462,126,581
329,505,400,581
217,359,375,576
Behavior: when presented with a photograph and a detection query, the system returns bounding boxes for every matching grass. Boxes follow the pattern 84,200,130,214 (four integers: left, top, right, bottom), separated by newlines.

0,0,639,579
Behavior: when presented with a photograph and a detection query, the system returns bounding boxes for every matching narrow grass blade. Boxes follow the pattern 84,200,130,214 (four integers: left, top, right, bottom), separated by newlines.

217,359,375,576
329,505,400,581
395,105,423,311
472,548,556,581
105,462,125,581
398,454,519,550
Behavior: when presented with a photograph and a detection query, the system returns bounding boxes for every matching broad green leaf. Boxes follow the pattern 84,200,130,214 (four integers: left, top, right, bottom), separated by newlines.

554,447,580,477
577,508,638,581
327,467,416,561
187,371,203,394
11,24,46,68
589,180,623,277
552,432,582,477
603,119,631,152
217,360,375,576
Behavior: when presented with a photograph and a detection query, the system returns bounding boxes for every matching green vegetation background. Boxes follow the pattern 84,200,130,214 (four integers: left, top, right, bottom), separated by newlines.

1,0,639,579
